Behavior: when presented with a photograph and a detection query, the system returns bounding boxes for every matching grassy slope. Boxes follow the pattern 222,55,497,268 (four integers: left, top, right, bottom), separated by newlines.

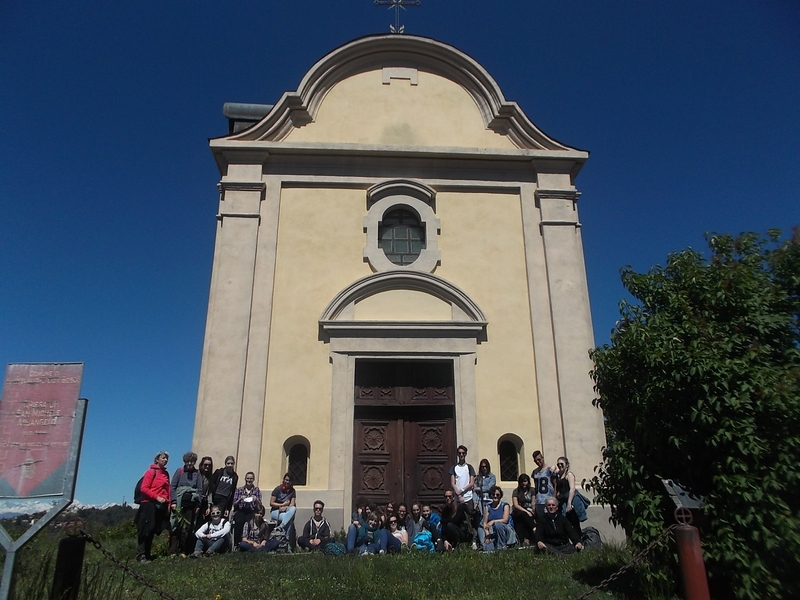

8,523,673,600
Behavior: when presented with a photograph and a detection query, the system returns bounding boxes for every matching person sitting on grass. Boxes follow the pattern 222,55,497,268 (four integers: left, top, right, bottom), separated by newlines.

297,500,333,551
346,499,374,553
396,503,413,538
238,502,272,552
479,485,515,551
353,513,384,555
440,490,473,551
192,505,231,557
534,497,583,555
385,515,406,553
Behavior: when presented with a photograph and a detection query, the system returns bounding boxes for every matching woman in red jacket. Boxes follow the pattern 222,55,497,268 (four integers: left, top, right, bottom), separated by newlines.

135,451,172,563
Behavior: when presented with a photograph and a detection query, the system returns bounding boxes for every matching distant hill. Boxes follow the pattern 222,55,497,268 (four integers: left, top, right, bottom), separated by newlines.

0,502,136,531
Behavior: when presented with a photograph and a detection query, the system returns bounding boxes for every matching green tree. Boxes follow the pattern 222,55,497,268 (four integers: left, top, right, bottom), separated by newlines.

589,230,800,599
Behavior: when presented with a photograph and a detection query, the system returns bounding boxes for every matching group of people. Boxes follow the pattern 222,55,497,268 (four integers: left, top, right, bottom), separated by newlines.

134,451,299,562
346,446,590,555
134,446,590,563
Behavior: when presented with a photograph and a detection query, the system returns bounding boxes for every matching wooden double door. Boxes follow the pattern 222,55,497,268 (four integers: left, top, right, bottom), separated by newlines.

353,360,455,508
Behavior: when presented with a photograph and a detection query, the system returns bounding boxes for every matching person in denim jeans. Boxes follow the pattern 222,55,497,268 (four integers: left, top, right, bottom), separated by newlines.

192,506,230,557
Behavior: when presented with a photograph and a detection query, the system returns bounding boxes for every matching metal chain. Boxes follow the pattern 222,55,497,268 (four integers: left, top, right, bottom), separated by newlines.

574,524,678,600
79,530,180,600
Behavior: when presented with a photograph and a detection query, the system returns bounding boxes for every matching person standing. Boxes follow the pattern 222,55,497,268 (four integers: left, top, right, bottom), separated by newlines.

168,451,203,556
135,451,172,563
449,444,477,545
473,458,496,524
209,456,238,519
197,456,214,522
531,450,556,524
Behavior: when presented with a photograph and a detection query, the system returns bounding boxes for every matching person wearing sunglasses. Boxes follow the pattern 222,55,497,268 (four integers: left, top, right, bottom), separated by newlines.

479,485,515,551
553,456,585,535
385,515,407,552
298,500,333,551
192,505,231,557
440,490,472,551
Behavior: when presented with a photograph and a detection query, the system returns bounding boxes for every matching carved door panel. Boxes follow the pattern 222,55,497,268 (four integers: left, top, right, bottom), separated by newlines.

353,360,456,508
403,417,455,507
353,418,404,505
353,409,454,507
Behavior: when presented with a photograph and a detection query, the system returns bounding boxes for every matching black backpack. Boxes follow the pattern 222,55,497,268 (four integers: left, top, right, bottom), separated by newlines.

581,526,603,549
133,476,144,504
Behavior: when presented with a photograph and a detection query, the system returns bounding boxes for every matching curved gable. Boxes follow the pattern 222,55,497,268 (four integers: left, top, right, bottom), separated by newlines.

227,35,577,151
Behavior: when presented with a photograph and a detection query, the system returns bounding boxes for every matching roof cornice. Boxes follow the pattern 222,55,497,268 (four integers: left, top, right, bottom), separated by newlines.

219,35,583,153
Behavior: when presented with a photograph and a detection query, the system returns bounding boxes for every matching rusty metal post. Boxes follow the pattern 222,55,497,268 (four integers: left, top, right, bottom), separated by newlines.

674,508,710,600
50,518,86,600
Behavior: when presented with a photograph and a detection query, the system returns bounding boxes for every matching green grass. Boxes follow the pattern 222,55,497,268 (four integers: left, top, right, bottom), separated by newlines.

6,524,677,600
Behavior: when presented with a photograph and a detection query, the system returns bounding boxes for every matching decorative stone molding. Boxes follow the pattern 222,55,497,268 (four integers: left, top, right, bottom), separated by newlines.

320,270,487,333
224,35,582,152
363,180,441,273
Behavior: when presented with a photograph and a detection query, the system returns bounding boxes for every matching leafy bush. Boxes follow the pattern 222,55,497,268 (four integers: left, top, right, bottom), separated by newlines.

589,230,800,599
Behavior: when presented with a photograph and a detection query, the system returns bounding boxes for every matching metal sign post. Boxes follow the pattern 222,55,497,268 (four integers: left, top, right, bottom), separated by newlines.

0,364,88,600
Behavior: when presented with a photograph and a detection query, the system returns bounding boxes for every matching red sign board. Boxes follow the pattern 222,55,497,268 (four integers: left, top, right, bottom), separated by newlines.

0,364,84,498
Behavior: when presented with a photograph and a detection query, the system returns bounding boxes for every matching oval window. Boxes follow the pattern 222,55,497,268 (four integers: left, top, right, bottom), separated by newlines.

378,208,426,266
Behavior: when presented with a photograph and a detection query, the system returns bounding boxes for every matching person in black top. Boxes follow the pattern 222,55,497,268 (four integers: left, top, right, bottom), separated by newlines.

534,497,583,554
208,455,239,518
439,490,472,550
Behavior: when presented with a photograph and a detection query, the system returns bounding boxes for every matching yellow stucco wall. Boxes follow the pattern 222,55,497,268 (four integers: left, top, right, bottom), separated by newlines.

263,185,539,487
262,70,538,488
261,187,370,488
354,289,452,321
435,191,539,479
285,70,517,149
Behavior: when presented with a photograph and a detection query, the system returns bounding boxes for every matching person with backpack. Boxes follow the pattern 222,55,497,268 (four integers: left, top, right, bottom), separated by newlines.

297,500,333,551
168,452,204,556
135,451,172,563
192,505,231,557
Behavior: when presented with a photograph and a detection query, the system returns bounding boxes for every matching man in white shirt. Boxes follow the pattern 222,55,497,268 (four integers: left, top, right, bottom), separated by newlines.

448,445,477,546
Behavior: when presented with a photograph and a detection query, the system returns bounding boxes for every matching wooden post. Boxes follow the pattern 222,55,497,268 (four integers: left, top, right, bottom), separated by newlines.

50,535,86,600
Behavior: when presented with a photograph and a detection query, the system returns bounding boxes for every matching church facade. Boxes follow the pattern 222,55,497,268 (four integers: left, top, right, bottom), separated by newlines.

192,35,605,529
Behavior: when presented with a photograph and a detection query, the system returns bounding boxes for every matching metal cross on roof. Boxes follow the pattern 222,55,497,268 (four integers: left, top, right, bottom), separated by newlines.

374,0,421,34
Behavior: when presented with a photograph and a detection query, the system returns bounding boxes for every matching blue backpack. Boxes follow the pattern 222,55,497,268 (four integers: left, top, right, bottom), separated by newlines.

412,529,435,553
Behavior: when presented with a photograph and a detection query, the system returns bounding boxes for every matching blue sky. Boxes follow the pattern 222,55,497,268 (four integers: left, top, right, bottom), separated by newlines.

1,1,798,506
